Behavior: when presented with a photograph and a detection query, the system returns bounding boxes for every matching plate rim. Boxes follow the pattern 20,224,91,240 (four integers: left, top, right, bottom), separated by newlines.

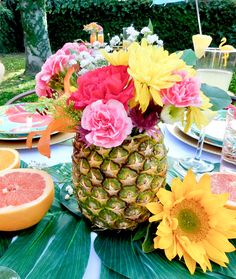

166,124,222,156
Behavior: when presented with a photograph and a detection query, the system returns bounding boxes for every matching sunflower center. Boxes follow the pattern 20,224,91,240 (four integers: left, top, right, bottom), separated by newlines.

171,199,210,242
178,209,200,233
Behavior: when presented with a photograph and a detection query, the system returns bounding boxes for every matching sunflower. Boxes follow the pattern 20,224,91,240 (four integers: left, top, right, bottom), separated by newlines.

146,170,236,274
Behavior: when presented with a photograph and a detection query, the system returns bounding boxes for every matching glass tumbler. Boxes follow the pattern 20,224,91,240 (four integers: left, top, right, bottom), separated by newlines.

220,108,236,173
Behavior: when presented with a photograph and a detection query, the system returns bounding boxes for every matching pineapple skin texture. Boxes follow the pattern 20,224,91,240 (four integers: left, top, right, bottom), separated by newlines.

72,132,167,230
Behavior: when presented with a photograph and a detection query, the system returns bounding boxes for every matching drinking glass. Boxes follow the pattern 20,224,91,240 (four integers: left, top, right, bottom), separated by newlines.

220,108,236,173
179,48,236,173
122,28,131,49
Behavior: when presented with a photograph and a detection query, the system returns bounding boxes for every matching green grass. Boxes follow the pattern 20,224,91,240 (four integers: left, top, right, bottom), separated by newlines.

0,53,37,106
0,53,235,107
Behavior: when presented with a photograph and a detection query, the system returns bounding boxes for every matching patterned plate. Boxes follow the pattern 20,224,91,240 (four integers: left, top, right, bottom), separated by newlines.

0,103,52,139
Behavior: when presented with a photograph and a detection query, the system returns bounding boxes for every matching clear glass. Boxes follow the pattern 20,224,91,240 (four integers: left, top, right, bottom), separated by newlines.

220,108,236,173
178,48,236,174
122,28,131,49
90,31,97,44
97,31,104,44
0,266,21,279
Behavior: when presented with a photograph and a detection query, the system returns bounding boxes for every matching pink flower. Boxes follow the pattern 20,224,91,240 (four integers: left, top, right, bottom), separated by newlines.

68,65,134,110
81,99,133,148
35,50,75,97
161,71,202,107
60,42,91,55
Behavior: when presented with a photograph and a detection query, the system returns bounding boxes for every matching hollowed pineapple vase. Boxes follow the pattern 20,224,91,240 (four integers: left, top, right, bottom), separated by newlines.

72,131,167,230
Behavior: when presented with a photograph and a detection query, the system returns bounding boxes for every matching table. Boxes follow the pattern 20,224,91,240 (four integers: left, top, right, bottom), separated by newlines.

18,125,221,279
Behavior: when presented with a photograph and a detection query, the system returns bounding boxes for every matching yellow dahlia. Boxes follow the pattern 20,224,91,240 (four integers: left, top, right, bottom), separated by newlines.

101,49,129,66
146,170,236,274
127,39,192,112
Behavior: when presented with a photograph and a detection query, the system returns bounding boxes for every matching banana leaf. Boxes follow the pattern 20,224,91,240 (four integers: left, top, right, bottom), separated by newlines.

0,213,90,279
95,232,236,279
100,264,128,279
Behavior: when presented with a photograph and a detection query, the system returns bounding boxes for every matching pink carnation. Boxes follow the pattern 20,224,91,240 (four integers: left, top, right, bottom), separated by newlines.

35,50,75,97
81,99,133,148
161,71,202,107
60,42,91,55
68,65,134,110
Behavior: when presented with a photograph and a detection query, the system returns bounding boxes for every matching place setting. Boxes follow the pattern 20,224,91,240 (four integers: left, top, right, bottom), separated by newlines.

1,1,236,278
0,102,75,149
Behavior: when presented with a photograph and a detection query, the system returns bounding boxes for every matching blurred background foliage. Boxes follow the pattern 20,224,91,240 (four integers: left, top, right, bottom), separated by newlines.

0,0,235,54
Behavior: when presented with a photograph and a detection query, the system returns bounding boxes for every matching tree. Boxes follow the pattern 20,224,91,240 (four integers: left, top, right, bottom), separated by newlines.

19,0,51,74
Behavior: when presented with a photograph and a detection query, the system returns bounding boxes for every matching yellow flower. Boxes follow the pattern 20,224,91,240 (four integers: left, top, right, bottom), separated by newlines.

146,170,236,274
127,39,191,112
100,49,129,66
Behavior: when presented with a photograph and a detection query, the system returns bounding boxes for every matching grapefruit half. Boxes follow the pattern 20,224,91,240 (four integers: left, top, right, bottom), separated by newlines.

0,168,54,231
0,148,20,171
210,172,236,210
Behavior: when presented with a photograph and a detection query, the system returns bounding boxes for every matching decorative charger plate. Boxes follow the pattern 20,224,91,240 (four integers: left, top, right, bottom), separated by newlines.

0,103,52,139
0,133,75,149
166,124,222,155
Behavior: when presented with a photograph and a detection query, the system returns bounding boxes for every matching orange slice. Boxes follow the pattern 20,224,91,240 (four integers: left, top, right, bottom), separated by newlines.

192,34,212,59
0,148,20,171
0,168,54,231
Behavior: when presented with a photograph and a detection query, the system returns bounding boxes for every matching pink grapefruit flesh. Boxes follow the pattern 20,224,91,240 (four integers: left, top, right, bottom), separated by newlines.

0,169,54,231
210,172,236,210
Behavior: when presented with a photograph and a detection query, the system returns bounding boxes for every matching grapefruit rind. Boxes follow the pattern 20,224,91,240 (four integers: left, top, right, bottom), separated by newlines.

0,148,20,171
0,168,54,231
209,172,236,210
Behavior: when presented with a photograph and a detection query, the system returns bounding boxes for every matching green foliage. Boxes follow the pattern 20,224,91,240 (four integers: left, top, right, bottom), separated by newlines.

2,0,236,53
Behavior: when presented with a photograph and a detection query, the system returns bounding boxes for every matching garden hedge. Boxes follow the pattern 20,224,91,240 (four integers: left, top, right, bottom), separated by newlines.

1,0,235,54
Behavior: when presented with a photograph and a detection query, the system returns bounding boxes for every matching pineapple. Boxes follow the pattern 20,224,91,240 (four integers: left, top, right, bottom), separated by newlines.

72,131,167,230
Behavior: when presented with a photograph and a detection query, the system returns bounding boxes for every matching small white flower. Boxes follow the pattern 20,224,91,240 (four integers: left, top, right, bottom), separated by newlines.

127,35,137,42
68,188,74,195
80,59,93,68
68,59,77,66
93,41,101,49
79,51,92,60
126,26,136,35
141,27,152,35
157,39,164,47
147,34,159,45
64,194,70,200
110,36,120,47
104,45,113,52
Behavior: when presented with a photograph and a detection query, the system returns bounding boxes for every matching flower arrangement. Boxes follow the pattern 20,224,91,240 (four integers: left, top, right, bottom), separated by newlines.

32,36,217,156
27,26,235,276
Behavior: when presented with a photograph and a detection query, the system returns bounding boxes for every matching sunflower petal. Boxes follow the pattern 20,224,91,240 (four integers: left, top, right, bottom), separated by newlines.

149,212,164,222
157,188,174,206
203,239,229,264
183,252,196,275
207,231,236,252
146,202,163,214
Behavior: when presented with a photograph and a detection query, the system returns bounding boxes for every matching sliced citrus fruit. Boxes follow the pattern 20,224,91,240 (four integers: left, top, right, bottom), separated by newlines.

0,148,20,171
0,168,54,231
210,172,236,210
192,34,212,59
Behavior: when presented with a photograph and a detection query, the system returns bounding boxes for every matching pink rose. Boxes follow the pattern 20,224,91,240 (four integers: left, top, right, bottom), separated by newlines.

161,71,202,107
60,42,91,55
68,65,134,110
35,50,75,97
81,99,133,148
